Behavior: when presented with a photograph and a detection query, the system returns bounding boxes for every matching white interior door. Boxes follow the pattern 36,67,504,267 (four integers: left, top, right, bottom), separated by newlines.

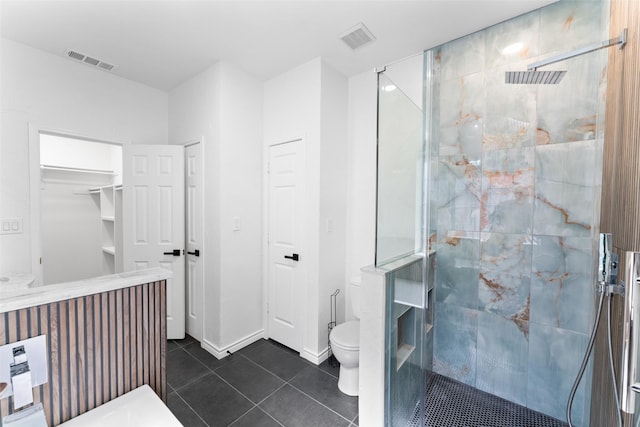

123,144,185,339
185,143,203,341
268,140,305,351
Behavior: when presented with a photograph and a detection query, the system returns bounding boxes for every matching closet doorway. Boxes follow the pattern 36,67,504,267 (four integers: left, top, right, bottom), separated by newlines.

39,133,123,285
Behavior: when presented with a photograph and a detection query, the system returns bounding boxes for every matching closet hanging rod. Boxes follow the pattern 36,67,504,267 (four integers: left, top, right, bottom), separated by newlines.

40,164,115,175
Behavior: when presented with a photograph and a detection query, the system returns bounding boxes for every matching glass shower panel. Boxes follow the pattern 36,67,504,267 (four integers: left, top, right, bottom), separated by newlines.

376,73,424,266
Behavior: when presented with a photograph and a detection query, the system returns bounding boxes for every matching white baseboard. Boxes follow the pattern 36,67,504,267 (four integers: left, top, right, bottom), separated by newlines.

301,345,329,365
201,329,265,359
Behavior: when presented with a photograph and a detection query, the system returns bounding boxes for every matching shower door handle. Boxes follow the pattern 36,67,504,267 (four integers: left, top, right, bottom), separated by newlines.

284,253,299,261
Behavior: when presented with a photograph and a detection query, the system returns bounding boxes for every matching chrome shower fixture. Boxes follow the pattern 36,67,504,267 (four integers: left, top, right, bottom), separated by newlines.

505,28,627,84
505,70,566,84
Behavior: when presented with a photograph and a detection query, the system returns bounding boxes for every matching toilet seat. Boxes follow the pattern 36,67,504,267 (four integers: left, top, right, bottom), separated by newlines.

331,320,360,350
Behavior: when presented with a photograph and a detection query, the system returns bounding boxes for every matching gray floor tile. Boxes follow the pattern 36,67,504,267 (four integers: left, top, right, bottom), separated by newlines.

167,339,181,352
230,407,283,427
290,366,358,420
180,373,254,426
243,340,309,381
236,338,268,355
260,385,351,427
167,348,210,390
167,392,207,427
318,358,340,378
351,415,359,426
184,341,233,370
216,357,285,403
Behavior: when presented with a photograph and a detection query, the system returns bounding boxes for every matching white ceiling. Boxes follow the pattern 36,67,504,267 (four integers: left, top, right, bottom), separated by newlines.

1,0,556,91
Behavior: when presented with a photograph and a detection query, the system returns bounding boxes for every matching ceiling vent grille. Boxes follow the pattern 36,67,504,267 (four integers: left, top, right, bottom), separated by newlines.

65,49,116,72
339,23,376,50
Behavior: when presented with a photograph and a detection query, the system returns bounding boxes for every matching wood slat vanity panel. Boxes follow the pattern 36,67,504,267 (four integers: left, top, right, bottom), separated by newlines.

0,280,166,426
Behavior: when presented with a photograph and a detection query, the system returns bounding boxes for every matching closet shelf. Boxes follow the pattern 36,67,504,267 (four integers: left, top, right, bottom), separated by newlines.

41,164,115,175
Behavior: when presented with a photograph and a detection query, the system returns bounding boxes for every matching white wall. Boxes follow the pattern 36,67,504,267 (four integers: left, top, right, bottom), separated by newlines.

0,38,168,277
318,61,348,347
40,181,102,284
169,61,263,355
263,57,348,361
218,63,264,348
344,70,377,320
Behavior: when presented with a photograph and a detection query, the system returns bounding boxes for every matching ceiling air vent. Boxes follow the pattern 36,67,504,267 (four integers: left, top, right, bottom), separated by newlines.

65,49,116,72
339,23,376,50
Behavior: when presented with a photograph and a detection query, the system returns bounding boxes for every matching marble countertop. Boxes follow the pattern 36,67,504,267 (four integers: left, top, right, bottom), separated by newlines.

0,268,171,313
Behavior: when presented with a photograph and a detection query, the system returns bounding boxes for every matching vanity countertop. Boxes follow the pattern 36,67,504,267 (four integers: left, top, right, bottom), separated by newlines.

0,268,171,313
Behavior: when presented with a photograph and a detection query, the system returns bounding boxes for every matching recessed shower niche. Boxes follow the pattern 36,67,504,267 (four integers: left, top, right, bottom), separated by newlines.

396,303,416,370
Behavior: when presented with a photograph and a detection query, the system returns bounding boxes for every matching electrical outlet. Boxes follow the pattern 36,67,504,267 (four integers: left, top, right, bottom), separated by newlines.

0,218,23,235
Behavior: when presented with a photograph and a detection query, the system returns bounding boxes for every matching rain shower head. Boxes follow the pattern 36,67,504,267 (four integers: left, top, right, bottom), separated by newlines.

505,70,566,84
504,28,627,85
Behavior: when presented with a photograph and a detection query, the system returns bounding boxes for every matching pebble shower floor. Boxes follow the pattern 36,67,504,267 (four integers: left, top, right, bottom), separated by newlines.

408,373,569,427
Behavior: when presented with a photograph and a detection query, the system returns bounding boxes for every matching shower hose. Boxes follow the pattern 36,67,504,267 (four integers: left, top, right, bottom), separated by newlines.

566,291,622,427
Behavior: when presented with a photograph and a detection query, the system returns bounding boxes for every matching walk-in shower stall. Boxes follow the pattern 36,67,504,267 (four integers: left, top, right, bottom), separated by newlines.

373,0,630,425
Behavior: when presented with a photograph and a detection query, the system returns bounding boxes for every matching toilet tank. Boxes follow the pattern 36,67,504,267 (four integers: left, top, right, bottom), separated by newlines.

350,276,362,319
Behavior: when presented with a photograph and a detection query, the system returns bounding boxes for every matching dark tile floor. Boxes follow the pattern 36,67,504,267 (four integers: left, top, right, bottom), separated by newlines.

166,335,359,427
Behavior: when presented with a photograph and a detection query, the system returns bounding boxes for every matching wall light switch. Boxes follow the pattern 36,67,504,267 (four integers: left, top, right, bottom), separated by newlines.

233,216,241,231
326,218,334,233
0,218,22,235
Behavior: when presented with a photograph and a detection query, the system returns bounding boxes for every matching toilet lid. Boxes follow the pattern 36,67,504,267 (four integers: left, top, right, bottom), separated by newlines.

331,320,360,350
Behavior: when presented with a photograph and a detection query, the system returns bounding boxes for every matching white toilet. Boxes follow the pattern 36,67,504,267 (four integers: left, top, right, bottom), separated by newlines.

329,277,361,396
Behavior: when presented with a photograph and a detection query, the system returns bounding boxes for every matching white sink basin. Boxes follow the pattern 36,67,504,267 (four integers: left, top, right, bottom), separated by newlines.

59,385,182,426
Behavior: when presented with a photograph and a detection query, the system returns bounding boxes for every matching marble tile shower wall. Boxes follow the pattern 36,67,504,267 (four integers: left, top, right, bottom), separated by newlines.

428,1,608,425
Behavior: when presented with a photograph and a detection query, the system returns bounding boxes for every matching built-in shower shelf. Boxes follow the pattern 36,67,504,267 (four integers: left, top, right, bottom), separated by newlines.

397,343,415,370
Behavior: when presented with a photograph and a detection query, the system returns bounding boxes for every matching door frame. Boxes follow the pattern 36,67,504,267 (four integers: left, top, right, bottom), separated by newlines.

28,123,129,285
262,136,307,353
179,138,205,342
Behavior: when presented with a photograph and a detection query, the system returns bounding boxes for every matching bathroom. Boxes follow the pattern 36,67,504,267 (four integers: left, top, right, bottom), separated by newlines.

1,0,640,426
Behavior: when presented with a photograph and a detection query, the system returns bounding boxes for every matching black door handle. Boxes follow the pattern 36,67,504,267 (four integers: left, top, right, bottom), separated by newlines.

163,249,181,256
187,249,200,257
284,253,299,261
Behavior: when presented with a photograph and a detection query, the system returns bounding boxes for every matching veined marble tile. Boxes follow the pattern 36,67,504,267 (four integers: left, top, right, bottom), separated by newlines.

534,141,600,237
530,236,595,334
433,303,478,386
536,51,606,145
539,0,606,55
476,311,528,406
484,11,539,70
439,72,484,133
478,233,532,316
436,155,482,233
483,64,536,151
435,231,480,309
439,122,483,156
439,31,485,80
527,323,591,426
481,147,534,233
